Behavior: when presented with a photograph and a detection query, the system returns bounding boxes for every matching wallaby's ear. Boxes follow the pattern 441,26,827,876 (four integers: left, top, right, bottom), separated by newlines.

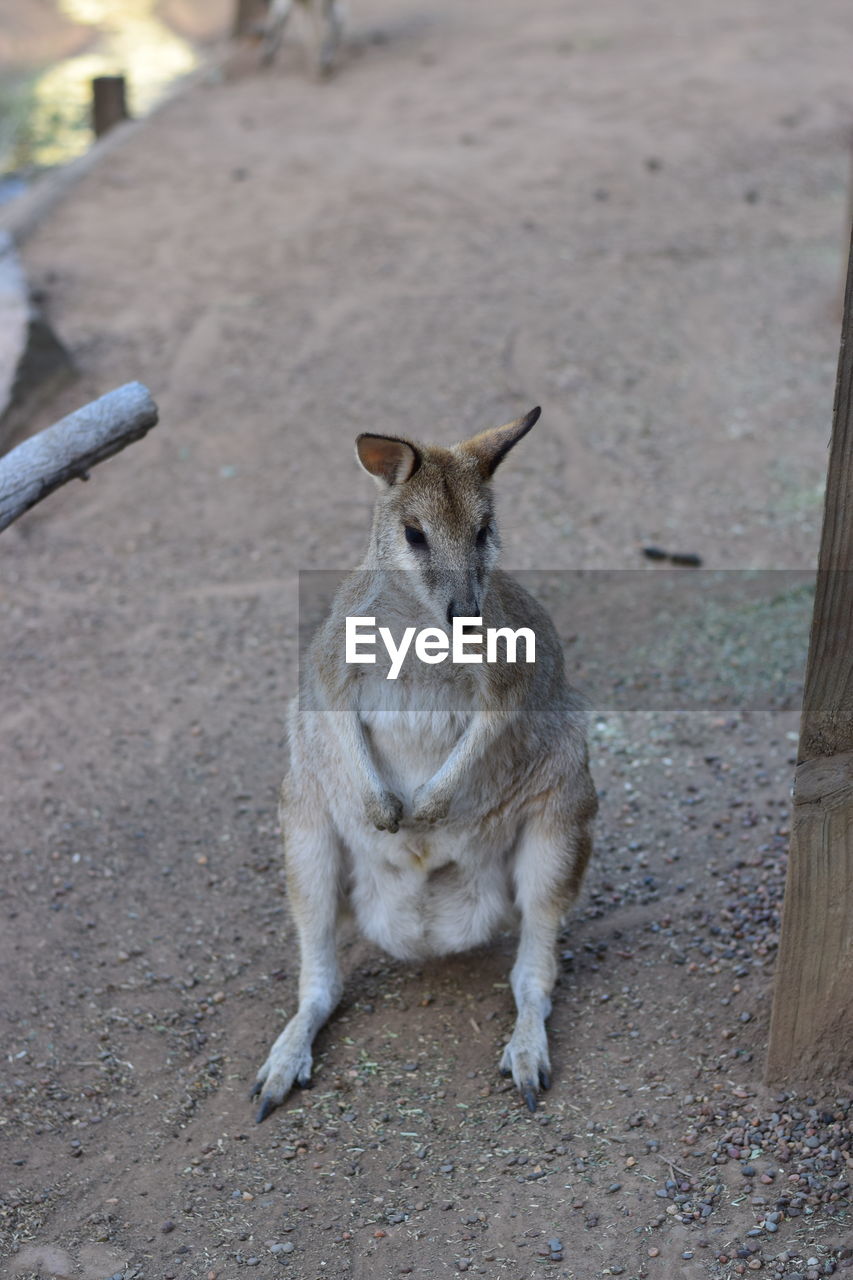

461,406,541,478
356,434,422,486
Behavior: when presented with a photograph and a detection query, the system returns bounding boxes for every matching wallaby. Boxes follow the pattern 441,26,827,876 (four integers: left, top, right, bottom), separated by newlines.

252,407,597,1121
261,0,344,76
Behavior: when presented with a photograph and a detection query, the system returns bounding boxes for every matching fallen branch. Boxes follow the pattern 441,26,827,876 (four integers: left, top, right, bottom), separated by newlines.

0,382,159,532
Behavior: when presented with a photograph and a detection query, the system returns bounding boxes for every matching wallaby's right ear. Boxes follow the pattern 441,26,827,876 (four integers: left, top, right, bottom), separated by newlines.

461,406,541,478
356,434,422,486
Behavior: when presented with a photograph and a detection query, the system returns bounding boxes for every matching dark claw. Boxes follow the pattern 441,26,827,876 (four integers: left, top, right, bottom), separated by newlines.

249,1080,262,1100
522,1084,538,1113
539,1069,551,1091
295,1075,314,1090
500,1066,512,1078
255,1094,278,1124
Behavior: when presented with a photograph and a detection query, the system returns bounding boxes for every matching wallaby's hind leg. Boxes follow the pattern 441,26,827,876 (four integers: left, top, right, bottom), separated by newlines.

261,0,294,64
312,0,343,77
252,794,343,1121
501,795,594,1110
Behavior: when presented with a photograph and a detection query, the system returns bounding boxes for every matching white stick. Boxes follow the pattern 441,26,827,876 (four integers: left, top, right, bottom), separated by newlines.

0,382,158,532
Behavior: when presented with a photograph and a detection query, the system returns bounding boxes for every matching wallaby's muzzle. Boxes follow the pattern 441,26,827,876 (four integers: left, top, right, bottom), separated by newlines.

446,593,482,627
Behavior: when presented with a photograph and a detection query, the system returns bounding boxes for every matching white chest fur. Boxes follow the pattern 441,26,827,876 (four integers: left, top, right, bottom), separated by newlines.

356,668,476,805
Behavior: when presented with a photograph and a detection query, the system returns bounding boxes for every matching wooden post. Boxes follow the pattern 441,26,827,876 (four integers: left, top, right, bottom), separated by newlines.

92,76,129,139
766,223,853,1084
233,0,269,38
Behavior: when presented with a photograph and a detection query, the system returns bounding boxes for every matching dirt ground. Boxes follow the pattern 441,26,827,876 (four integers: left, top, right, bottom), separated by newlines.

0,0,89,72
1,1,852,1278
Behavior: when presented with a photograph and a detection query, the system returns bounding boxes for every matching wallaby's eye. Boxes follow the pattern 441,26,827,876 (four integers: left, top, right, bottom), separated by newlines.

476,524,490,548
405,525,428,548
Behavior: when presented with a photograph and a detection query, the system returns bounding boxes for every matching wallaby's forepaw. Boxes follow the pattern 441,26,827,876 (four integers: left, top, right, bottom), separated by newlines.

411,783,450,825
364,789,403,833
500,1028,551,1113
252,1028,314,1122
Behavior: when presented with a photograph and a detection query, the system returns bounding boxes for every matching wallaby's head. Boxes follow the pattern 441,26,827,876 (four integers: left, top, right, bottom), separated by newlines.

355,407,540,626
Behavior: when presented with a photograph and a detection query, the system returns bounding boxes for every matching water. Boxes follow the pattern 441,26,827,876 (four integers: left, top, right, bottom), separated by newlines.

0,0,225,191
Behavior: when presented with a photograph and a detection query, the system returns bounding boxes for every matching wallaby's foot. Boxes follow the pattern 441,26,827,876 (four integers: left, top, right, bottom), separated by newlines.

252,1021,315,1122
499,1020,552,1112
411,782,451,825
312,43,338,78
364,789,403,832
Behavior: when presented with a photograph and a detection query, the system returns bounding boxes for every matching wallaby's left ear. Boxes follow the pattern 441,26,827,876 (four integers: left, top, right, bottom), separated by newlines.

461,406,541,478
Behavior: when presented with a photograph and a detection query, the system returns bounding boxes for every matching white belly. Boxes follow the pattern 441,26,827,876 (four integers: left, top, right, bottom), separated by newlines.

346,823,518,961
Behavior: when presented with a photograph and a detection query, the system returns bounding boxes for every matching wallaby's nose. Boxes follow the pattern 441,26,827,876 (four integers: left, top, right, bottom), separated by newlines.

446,599,480,627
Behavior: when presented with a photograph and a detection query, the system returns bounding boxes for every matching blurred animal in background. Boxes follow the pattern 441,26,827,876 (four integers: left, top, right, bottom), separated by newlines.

261,0,344,77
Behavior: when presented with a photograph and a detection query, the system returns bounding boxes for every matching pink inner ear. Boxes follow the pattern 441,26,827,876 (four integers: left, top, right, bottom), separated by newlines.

357,435,418,484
